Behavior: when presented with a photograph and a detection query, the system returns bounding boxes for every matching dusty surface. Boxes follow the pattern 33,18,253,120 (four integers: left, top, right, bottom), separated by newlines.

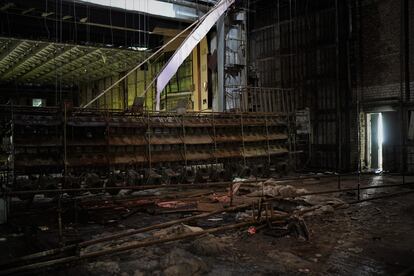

1,175,414,275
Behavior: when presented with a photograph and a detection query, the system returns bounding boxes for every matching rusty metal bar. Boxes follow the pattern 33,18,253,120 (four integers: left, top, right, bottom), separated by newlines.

240,113,247,166
265,114,271,165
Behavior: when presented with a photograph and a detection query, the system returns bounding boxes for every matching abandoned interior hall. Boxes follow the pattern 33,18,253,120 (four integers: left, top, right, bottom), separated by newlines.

0,0,413,275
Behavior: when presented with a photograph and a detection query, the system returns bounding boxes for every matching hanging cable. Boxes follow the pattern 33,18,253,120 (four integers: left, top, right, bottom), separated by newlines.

124,0,127,49
109,0,114,46
73,0,77,43
44,0,51,39
54,0,58,105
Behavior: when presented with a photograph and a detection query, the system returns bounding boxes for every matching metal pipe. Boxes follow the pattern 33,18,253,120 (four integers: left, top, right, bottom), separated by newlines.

0,203,250,269
4,180,261,196
0,220,256,275
3,179,413,272
2,173,393,196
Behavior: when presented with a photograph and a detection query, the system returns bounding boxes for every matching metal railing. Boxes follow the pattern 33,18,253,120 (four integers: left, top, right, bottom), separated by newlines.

225,86,295,113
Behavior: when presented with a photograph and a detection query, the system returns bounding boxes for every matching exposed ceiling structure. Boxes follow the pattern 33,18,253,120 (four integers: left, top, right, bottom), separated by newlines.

0,0,193,49
76,0,213,22
0,37,147,86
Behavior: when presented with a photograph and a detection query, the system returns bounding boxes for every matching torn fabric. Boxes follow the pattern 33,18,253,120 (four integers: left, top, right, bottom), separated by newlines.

155,0,235,110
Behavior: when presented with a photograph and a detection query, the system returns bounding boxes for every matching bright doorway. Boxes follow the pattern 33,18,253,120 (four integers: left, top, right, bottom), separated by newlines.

366,113,384,172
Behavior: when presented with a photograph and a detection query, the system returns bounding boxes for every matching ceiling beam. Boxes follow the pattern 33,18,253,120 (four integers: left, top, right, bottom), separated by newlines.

0,40,22,62
18,45,77,81
53,50,127,82
8,45,71,81
0,37,147,85
1,43,51,80
72,53,144,83
38,48,104,82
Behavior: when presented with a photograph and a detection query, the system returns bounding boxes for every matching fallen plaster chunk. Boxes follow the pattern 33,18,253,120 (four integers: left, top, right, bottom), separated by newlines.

190,234,227,256
152,224,203,239
161,248,209,276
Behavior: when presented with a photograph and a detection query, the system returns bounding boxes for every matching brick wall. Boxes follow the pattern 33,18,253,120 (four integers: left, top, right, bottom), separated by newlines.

359,0,414,101
362,82,414,100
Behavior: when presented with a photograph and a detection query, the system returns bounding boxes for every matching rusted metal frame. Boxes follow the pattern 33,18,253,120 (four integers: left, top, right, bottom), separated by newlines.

281,90,286,113
181,114,188,168
270,89,274,113
63,105,68,185
265,114,271,166
105,110,111,190
229,181,234,206
355,0,362,199
4,180,261,196
254,88,260,112
212,112,218,165
253,87,257,112
292,109,298,170
240,113,247,167
276,89,280,113
259,87,264,112
4,173,396,197
285,111,291,165
248,87,252,111
275,90,279,113
242,87,247,112
251,87,255,112
335,0,342,174
32,106,287,117
57,106,67,246
267,89,272,113
239,88,243,112
146,111,152,176
267,89,273,113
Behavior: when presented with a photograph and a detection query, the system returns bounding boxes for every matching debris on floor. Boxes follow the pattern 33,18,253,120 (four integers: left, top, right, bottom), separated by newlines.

1,175,414,276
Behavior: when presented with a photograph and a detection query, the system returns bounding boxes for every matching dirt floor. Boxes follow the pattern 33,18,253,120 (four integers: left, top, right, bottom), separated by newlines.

1,174,414,275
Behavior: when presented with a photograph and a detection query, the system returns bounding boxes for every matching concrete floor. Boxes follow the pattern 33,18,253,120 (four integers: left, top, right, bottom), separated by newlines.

1,175,413,275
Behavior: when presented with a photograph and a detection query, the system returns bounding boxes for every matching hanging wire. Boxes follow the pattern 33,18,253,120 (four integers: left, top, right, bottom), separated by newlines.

109,0,114,46
124,0,127,49
73,0,77,43
54,0,58,105
132,0,136,47
44,0,51,39
60,0,63,103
